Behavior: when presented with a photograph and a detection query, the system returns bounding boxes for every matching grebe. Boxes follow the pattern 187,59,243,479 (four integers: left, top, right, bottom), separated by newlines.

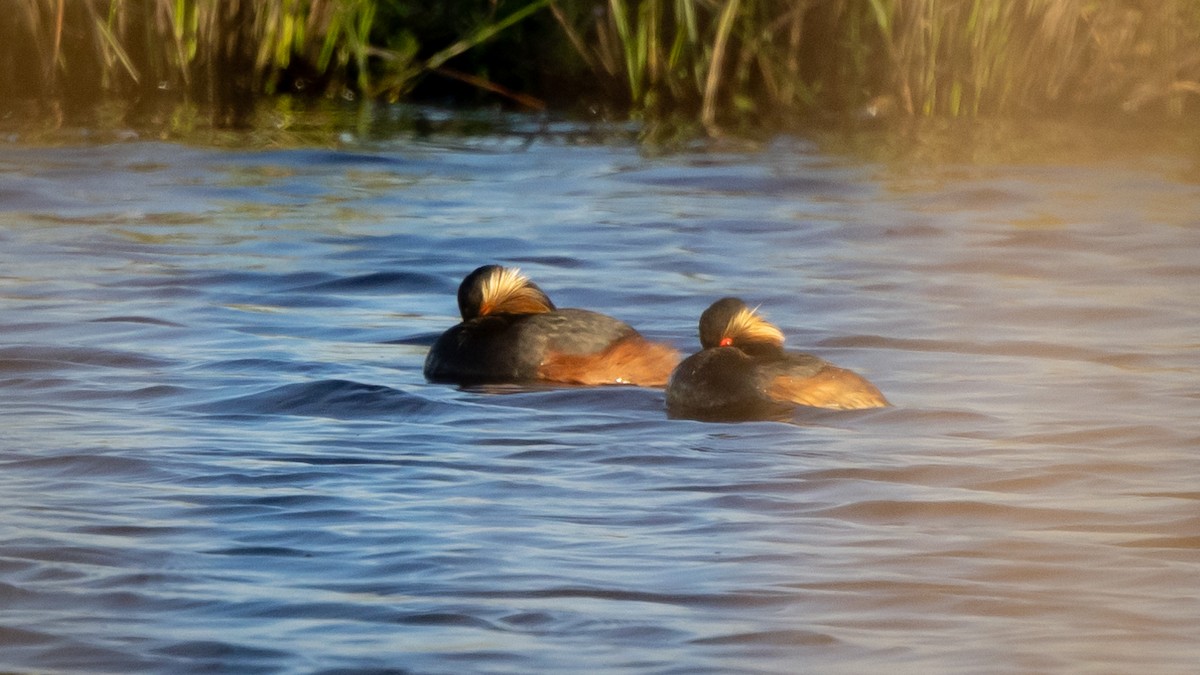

424,265,680,386
666,297,888,419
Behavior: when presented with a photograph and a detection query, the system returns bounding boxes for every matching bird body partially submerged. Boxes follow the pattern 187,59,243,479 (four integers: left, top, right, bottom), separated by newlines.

667,297,888,420
425,265,679,387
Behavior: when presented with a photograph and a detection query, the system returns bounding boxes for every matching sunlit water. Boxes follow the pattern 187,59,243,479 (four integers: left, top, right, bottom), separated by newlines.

1,113,1197,674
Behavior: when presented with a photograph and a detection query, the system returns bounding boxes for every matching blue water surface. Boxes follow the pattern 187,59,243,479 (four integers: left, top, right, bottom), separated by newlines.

1,113,1198,674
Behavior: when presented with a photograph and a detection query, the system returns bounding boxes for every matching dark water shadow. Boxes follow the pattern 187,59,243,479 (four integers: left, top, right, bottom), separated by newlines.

187,379,443,420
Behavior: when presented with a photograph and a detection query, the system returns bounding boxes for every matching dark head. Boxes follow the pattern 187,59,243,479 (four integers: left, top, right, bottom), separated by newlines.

697,297,785,351
456,265,556,320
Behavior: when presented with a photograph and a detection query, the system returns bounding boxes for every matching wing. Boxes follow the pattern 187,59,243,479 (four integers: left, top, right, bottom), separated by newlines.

539,335,680,386
764,364,889,410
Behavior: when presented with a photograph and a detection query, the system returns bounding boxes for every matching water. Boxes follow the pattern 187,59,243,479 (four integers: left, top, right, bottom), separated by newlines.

1,114,1198,674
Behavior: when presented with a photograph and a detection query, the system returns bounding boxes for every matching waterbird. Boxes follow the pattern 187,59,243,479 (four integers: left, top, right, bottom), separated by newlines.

424,265,680,387
666,297,888,420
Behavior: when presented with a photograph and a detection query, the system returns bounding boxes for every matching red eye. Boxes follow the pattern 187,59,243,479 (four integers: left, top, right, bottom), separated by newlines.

719,337,733,347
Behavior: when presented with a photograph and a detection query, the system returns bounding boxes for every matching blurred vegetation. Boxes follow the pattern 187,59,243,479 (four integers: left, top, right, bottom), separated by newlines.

3,0,1197,132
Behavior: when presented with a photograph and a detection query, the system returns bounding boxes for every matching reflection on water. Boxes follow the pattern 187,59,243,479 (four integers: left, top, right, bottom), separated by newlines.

1,112,1198,673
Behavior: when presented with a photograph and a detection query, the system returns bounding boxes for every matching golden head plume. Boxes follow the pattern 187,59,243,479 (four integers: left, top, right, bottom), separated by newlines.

722,305,785,347
479,266,555,316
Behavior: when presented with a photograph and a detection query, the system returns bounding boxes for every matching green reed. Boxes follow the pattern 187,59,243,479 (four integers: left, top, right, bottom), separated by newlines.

587,0,1200,127
3,1,375,110
4,0,1197,130
2,0,554,124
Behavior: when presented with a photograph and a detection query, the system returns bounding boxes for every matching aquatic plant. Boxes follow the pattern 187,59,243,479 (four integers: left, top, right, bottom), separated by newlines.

862,0,1200,117
1,0,553,125
3,0,374,123
3,0,1197,130
578,0,1200,127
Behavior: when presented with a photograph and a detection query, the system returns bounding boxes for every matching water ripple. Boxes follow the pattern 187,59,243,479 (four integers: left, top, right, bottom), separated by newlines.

0,126,1198,674
190,379,443,419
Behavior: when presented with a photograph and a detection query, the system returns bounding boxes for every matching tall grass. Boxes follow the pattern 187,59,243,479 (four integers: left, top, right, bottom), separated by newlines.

572,0,1200,128
866,0,1200,117
2,0,553,125
3,0,382,123
4,0,1198,130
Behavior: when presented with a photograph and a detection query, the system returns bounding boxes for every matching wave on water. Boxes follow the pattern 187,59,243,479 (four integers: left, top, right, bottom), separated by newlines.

189,379,443,420
87,316,186,327
0,345,174,372
286,270,450,294
384,332,442,348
